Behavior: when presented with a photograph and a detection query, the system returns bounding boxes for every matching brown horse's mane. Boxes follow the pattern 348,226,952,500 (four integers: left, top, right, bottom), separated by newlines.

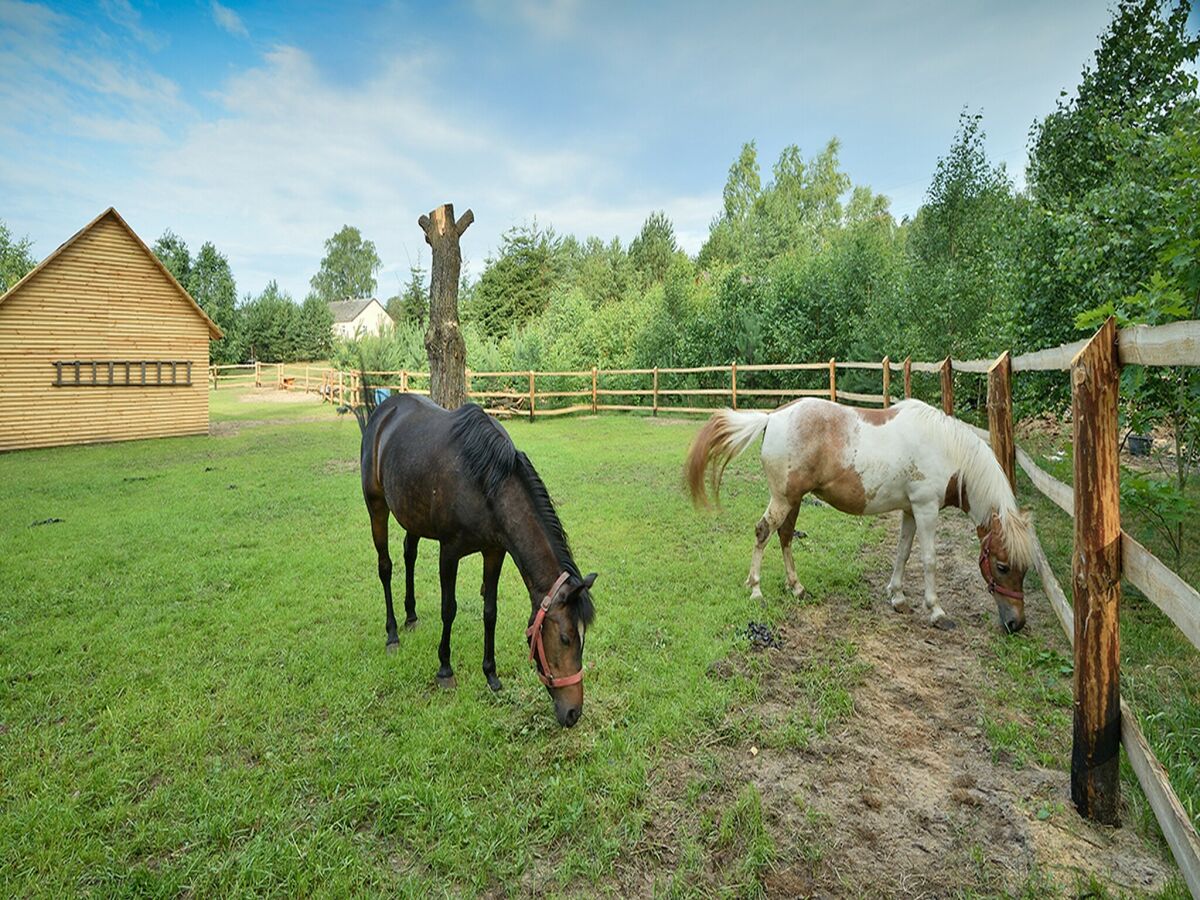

450,405,595,626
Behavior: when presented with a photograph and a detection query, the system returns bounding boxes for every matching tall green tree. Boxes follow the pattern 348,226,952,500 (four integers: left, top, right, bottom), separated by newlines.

903,111,1020,359
187,242,240,364
628,211,678,284
310,226,382,303
151,230,192,286
1020,0,1200,350
386,265,429,328
470,221,565,337
240,281,298,362
297,293,334,360
0,220,36,294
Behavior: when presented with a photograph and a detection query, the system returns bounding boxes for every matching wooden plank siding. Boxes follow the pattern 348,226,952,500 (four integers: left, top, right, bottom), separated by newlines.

0,210,219,451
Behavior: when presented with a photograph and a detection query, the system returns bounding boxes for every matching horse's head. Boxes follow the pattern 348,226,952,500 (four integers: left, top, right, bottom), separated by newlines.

976,512,1030,633
527,572,597,727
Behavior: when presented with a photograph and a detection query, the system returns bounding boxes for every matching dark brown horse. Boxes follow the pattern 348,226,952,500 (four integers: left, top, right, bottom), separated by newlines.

355,388,596,727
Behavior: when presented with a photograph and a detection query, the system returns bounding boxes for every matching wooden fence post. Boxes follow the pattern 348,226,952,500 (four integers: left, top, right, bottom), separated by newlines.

829,358,837,402
255,360,261,388
212,366,218,390
903,357,912,399
465,368,472,402
986,351,1015,489
528,371,535,421
401,370,408,393
652,367,659,416
277,363,282,388
881,356,891,408
939,357,953,416
591,367,598,414
338,370,344,406
1070,317,1122,826
731,362,738,410
304,366,310,393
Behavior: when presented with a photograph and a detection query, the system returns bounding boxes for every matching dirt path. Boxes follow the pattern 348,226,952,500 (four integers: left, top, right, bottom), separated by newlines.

630,512,1174,897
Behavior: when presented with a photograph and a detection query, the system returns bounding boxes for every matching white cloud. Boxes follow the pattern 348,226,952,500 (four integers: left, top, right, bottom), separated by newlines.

99,0,165,50
211,1,248,39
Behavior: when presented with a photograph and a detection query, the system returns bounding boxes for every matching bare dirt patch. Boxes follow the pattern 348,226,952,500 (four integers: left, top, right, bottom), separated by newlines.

238,388,322,405
622,513,1173,897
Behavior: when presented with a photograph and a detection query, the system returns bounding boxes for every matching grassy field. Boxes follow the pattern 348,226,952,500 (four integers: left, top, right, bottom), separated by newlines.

0,390,879,896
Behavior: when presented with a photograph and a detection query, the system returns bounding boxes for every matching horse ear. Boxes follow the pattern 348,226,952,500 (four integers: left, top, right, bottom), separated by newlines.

581,572,597,589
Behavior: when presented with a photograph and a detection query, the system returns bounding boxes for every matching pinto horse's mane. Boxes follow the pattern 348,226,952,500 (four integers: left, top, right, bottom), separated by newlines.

450,405,595,626
898,400,1034,568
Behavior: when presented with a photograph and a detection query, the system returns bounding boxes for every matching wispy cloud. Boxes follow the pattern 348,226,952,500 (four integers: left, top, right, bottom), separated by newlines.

99,0,165,50
211,1,248,39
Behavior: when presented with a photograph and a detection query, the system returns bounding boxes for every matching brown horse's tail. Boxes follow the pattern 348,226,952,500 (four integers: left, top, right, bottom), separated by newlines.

352,356,378,434
685,409,770,508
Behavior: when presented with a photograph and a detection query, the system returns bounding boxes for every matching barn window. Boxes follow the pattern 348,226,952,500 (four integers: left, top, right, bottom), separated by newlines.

51,360,193,387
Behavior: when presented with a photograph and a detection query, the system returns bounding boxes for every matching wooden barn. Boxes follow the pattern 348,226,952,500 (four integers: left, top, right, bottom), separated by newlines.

0,208,222,451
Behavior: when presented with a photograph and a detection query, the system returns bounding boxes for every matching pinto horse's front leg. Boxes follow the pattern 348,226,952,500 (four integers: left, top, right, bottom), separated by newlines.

913,504,955,630
887,511,916,613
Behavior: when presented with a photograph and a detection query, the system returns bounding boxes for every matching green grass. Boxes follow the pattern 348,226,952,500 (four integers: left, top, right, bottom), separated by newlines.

0,394,878,896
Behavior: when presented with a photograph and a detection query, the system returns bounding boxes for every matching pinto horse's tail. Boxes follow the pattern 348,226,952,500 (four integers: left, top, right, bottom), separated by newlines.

685,409,770,508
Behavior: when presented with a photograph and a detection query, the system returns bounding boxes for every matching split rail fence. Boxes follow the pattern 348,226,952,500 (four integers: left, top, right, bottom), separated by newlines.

210,319,1200,893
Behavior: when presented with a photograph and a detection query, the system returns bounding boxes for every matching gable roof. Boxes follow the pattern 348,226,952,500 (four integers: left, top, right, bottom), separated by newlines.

0,207,223,339
328,298,387,323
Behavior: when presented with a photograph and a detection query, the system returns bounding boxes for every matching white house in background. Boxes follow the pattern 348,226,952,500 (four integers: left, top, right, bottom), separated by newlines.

328,298,393,338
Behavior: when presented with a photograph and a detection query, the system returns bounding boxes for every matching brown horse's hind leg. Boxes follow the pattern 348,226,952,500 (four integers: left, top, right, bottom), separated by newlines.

435,544,459,688
402,532,419,628
369,498,399,650
480,549,505,692
746,496,791,601
778,505,806,598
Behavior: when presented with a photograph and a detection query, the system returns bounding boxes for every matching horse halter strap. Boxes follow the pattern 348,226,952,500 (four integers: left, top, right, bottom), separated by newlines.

978,517,1024,601
526,571,583,689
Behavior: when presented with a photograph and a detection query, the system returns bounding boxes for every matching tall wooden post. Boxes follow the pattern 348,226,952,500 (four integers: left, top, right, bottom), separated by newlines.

986,351,1015,489
255,360,261,388
903,357,912,399
401,370,408,393
652,367,659,416
591,367,598,414
939,357,954,416
528,371,535,421
881,356,891,408
731,362,738,410
305,366,310,393
829,358,837,402
1070,317,1122,825
419,203,474,409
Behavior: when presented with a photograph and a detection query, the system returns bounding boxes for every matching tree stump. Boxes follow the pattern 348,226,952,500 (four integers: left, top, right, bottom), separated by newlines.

418,203,474,409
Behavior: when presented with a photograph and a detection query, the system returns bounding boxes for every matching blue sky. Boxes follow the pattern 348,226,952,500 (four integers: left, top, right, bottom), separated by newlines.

0,1,1166,301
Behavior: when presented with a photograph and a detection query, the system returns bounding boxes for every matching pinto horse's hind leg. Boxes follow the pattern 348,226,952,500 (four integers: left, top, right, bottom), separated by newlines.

886,511,917,613
746,497,791,601
913,503,955,630
368,498,399,651
435,544,460,688
480,549,505,692
778,505,805,598
402,532,419,628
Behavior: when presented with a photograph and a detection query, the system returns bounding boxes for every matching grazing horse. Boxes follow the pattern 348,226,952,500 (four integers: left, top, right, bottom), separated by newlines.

685,398,1033,632
355,389,597,727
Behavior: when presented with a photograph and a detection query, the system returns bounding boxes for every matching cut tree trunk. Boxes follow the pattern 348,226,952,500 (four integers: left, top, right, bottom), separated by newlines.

419,203,474,410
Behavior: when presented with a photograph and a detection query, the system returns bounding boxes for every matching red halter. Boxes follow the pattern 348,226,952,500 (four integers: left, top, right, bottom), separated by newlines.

526,572,584,689
978,521,1025,602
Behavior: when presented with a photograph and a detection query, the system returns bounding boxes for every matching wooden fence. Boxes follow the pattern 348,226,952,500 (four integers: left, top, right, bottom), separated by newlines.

209,321,1200,890
939,318,1200,896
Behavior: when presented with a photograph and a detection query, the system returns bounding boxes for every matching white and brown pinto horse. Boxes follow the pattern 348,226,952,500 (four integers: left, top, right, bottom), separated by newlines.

686,398,1034,632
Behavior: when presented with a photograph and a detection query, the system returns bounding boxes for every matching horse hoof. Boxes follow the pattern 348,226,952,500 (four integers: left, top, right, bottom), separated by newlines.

486,676,503,692
791,583,806,599
404,618,418,630
436,674,457,689
749,587,764,602
385,640,399,654
890,597,909,614
933,616,957,631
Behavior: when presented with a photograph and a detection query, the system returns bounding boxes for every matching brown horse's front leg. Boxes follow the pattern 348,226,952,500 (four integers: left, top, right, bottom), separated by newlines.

481,549,505,692
436,545,459,688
